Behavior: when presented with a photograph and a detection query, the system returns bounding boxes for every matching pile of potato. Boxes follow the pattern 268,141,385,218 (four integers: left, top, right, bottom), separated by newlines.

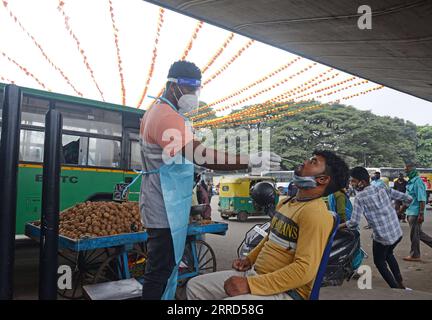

56,201,144,239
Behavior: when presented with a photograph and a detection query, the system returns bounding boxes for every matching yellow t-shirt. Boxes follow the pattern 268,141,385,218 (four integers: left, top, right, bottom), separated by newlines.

246,197,333,299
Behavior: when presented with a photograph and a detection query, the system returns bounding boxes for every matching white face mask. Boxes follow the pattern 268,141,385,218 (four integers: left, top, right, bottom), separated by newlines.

178,93,199,114
174,85,200,114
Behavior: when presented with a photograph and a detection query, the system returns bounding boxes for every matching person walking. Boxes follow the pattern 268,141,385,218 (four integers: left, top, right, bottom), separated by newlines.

402,163,432,262
341,167,412,289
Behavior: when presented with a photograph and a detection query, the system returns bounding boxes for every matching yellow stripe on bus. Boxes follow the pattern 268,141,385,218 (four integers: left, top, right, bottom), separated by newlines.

18,163,138,175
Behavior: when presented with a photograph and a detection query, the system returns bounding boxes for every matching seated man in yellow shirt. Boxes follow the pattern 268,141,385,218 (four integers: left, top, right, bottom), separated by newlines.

186,150,349,300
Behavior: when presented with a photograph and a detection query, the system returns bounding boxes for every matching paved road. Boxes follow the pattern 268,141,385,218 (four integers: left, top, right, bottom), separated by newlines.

10,196,432,299
206,196,432,293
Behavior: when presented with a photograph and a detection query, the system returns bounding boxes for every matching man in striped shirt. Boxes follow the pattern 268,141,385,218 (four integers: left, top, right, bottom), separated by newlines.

340,166,412,289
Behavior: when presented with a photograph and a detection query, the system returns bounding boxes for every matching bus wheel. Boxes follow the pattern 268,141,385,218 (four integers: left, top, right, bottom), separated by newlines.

237,211,249,222
221,214,230,220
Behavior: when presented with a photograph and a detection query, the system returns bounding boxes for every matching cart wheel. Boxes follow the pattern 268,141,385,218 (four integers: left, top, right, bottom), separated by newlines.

177,239,217,287
57,248,110,300
93,248,147,284
237,211,249,222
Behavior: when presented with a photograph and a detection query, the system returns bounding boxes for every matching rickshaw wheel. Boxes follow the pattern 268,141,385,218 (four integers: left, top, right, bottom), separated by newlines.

237,211,249,222
57,248,110,300
177,239,217,287
93,247,147,284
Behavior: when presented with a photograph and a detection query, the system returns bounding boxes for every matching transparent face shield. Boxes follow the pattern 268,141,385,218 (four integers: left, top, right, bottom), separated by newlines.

167,77,201,114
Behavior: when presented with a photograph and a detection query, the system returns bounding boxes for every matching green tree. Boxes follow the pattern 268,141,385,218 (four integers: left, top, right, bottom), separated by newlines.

416,125,432,167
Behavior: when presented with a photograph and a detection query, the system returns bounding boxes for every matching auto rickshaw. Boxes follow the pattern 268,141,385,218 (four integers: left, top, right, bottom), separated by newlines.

218,176,278,222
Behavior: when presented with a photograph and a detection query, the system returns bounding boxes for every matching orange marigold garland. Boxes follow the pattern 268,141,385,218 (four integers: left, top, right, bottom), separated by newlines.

136,7,165,108
203,85,384,128
202,39,255,87
201,33,235,74
180,21,204,61
187,56,302,116
57,1,105,101
206,68,340,125
1,51,50,90
2,1,81,96
197,69,337,126
108,0,126,105
192,62,319,121
146,20,204,109
0,74,15,84
197,73,371,127
202,75,366,127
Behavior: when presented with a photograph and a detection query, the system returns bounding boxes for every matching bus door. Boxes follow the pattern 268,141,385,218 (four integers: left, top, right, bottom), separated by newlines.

123,129,141,202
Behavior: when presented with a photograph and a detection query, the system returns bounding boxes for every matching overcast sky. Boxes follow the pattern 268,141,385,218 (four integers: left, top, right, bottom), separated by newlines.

1,0,431,125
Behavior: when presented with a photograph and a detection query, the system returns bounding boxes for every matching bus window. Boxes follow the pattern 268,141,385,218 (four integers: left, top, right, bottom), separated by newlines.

130,140,141,170
19,130,44,162
21,95,49,127
88,137,121,168
62,134,88,166
55,102,122,137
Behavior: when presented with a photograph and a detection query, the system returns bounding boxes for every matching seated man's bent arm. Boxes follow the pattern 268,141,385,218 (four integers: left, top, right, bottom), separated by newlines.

182,139,249,171
246,236,269,265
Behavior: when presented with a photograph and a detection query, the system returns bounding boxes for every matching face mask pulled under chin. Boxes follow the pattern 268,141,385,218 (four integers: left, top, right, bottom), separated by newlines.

292,174,318,189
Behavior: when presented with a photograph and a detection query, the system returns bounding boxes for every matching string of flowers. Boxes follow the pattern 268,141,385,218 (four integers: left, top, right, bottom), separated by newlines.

0,74,15,84
57,0,105,101
201,76,368,127
220,72,341,124
203,85,384,128
2,0,82,96
228,68,339,120
187,56,302,116
195,69,336,126
136,7,165,108
200,32,235,74
202,39,255,87
146,20,204,109
216,77,362,126
274,75,357,103
196,71,369,127
180,20,204,60
1,51,50,90
108,0,126,105
192,62,319,121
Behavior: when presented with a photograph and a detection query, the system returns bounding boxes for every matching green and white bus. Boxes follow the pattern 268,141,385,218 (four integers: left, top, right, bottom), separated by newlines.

0,83,144,236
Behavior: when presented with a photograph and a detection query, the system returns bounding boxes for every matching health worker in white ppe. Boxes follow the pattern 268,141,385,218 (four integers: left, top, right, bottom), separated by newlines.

138,60,281,299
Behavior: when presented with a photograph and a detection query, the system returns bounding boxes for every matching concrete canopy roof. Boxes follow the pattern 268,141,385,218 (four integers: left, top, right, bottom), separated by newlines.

144,0,432,102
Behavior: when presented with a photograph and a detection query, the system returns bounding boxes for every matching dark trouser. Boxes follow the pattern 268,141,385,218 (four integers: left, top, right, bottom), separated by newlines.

372,237,403,289
407,216,432,258
141,228,176,300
